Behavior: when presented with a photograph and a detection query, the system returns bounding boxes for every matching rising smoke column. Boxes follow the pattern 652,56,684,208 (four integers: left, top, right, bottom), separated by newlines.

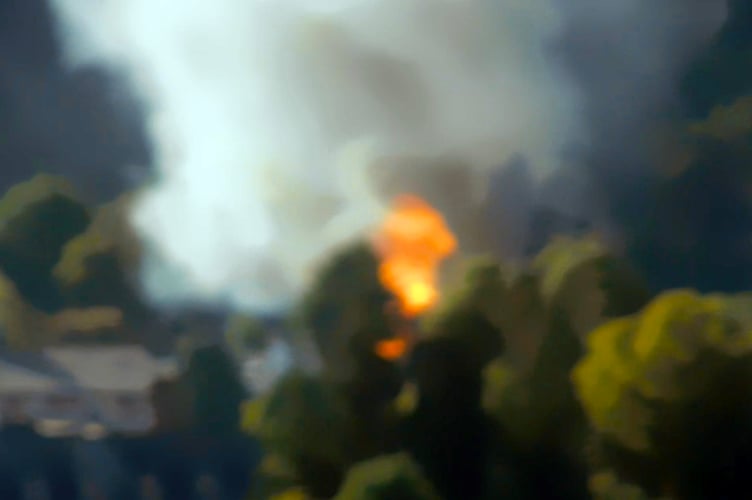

47,0,583,312
46,0,726,313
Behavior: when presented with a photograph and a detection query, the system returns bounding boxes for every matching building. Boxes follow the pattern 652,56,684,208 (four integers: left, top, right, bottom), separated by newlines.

0,345,177,437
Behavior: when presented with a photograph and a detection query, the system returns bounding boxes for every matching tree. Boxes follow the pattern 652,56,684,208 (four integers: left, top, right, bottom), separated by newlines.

533,236,650,340
0,174,90,310
689,95,752,144
480,312,590,499
0,267,123,350
401,336,491,500
54,193,149,319
299,244,395,381
421,257,506,372
298,243,403,447
475,237,649,499
184,345,248,435
333,453,440,500
479,236,649,448
254,372,353,498
573,290,752,497
588,471,653,500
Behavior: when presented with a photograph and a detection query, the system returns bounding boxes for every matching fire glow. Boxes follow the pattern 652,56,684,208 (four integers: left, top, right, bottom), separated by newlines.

371,195,456,361
372,194,457,317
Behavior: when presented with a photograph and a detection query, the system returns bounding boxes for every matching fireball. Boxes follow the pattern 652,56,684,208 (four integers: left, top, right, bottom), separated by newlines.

371,195,457,360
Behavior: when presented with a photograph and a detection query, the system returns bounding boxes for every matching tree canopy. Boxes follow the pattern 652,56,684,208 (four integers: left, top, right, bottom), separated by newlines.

573,290,752,497
0,174,90,310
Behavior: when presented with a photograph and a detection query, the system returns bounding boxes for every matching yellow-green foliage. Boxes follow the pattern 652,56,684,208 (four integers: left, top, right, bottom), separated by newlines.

268,487,308,500
589,471,653,500
532,235,649,338
333,453,440,500
55,194,140,287
478,236,650,455
391,382,418,416
0,174,80,228
422,257,507,334
481,316,585,451
0,267,123,350
573,290,752,451
298,244,392,381
257,372,351,468
0,175,91,309
482,359,538,445
689,94,752,142
534,236,607,305
491,270,548,371
249,372,361,498
418,258,506,372
241,396,269,435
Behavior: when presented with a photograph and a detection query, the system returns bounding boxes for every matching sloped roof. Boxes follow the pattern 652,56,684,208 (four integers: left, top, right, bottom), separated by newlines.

0,360,57,392
43,345,172,392
0,351,69,393
0,345,176,394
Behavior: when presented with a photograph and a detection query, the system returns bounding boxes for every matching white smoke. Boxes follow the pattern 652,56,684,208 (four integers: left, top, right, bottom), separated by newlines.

46,0,724,312
47,0,582,312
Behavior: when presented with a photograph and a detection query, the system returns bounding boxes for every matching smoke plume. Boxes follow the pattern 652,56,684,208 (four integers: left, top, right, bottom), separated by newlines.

46,0,726,312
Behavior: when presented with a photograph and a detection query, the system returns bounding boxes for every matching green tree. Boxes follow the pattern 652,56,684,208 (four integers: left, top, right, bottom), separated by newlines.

588,471,653,500
421,257,506,372
334,453,440,500
476,236,649,499
573,290,752,497
533,236,650,340
54,194,148,317
0,175,90,310
299,243,403,456
401,335,491,500
0,267,123,350
244,373,357,498
299,244,394,380
184,344,248,435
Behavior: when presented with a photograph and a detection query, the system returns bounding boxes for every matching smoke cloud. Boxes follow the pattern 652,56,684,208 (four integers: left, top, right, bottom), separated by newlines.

46,0,726,312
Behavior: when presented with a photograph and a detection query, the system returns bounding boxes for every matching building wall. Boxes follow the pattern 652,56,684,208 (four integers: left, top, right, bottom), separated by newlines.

0,389,156,435
91,390,154,433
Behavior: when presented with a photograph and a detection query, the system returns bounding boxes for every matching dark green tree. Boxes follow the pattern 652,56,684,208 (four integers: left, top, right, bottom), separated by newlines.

298,243,403,454
254,372,353,499
401,335,492,500
0,175,91,310
299,243,394,379
54,194,145,313
477,236,649,499
184,345,248,435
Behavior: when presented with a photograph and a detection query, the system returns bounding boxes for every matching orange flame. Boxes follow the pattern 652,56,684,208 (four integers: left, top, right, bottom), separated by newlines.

374,337,408,361
372,194,457,318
